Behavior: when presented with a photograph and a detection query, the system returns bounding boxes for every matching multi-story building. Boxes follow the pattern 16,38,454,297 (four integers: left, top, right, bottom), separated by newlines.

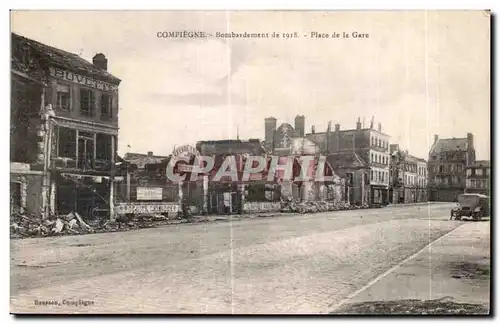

389,144,427,203
416,158,428,202
428,133,476,202
465,160,490,195
306,117,390,205
11,33,121,220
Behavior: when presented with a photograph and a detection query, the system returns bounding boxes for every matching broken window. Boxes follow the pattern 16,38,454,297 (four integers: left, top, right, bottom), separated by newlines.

10,182,22,211
96,133,113,161
56,84,71,111
100,93,112,119
80,88,95,117
77,131,95,169
58,127,76,158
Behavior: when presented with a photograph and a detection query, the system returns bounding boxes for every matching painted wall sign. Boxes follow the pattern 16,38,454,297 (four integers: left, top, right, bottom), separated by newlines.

243,202,281,213
115,203,179,215
136,187,163,201
49,67,118,92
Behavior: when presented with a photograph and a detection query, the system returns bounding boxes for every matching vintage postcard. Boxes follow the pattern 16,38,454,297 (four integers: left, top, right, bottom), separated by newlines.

9,10,490,315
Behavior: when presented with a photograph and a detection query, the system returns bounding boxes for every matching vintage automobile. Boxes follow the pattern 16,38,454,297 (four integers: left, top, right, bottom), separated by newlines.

450,193,490,221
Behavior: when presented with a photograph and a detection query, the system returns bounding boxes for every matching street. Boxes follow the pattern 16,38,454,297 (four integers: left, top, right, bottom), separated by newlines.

10,203,490,314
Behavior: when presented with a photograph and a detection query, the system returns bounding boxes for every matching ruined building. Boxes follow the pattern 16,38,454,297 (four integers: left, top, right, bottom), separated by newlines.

10,33,121,220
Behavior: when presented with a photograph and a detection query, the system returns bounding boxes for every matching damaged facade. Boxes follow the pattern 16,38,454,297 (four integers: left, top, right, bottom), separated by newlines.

10,33,121,220
115,152,180,216
305,117,390,205
389,144,428,204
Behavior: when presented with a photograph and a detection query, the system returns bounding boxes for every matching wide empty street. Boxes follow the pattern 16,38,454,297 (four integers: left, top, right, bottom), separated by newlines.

11,203,486,314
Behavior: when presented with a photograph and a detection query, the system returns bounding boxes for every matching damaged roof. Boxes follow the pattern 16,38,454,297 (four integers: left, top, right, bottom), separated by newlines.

327,152,369,170
11,32,121,84
196,139,266,156
123,152,170,168
429,138,468,154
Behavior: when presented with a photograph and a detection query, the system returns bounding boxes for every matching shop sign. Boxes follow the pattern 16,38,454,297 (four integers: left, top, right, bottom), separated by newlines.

137,187,163,201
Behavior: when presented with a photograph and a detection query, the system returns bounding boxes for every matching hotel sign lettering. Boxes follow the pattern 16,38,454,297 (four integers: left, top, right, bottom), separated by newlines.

49,67,118,92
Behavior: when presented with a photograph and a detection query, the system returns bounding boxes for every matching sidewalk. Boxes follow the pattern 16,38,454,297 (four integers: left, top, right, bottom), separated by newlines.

331,221,491,314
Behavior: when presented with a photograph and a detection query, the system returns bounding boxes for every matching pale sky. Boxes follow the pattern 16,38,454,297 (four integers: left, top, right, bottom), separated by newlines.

11,10,490,160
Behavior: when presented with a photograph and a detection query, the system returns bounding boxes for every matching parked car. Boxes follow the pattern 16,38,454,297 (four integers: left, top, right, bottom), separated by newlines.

450,193,490,221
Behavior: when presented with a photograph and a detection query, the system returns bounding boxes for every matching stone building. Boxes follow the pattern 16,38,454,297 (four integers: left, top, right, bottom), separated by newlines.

389,144,428,204
465,160,490,195
428,133,476,202
306,117,390,205
262,116,343,204
11,33,121,220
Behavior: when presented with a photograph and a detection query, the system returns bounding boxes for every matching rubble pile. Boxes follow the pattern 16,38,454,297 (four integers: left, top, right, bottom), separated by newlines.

94,214,187,233
10,211,94,239
280,196,372,214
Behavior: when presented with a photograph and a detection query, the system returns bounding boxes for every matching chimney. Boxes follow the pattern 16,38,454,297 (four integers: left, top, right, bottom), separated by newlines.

335,123,340,132
370,116,374,129
327,121,332,133
147,151,153,157
356,117,362,130
467,133,474,150
311,125,316,134
378,123,382,132
264,117,277,146
434,134,439,144
92,53,108,71
294,115,305,137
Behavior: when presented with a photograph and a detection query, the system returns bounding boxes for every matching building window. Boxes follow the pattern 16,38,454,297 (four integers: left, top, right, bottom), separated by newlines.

100,93,112,119
58,127,77,158
56,84,71,111
471,179,476,188
439,165,444,173
371,153,374,163
371,170,374,181
457,164,463,172
486,168,490,176
77,131,95,169
80,88,95,116
10,182,22,211
96,133,113,161
476,169,483,176
466,169,472,176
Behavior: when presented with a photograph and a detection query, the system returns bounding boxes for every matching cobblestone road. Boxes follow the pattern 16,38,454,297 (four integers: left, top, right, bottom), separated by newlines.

11,203,462,314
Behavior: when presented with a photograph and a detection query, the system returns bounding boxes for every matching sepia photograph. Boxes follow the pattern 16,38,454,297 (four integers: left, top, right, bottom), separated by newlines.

9,10,491,315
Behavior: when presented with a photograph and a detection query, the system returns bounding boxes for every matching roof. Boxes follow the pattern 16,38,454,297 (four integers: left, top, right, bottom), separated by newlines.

429,138,468,155
11,33,121,84
327,152,369,170
123,152,170,168
196,139,266,156
306,127,390,138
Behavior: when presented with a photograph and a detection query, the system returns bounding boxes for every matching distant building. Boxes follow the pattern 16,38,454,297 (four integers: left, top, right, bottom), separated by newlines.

428,133,476,202
389,144,428,204
465,160,490,195
306,117,390,205
123,151,169,169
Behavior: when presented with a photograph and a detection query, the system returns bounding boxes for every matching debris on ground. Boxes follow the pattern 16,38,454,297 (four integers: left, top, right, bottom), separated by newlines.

334,298,489,315
279,196,372,214
10,211,95,239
